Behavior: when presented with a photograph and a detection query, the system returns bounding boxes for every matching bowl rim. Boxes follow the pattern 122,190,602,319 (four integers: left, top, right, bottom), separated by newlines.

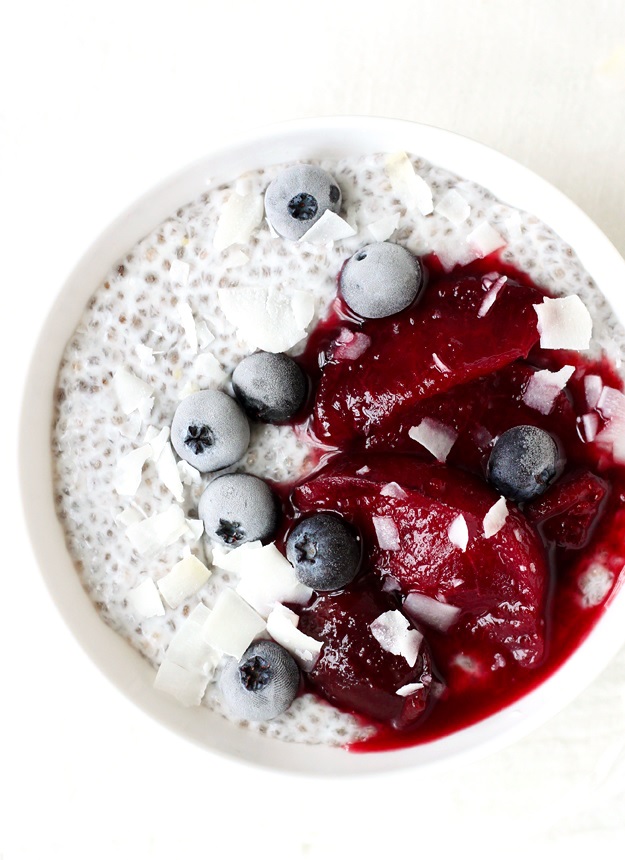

19,115,625,777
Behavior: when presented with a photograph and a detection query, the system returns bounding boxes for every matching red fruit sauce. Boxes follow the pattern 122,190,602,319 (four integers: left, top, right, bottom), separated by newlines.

278,254,625,753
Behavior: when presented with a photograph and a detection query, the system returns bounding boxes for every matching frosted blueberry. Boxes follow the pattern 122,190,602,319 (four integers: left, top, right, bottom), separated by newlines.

198,473,279,547
487,425,561,503
232,352,307,423
220,640,300,721
265,165,342,240
171,389,250,472
286,513,361,591
339,242,423,319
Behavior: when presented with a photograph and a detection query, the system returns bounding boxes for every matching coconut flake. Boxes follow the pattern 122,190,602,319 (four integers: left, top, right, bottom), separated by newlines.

380,482,408,500
144,425,170,460
408,418,457,462
266,604,323,671
372,515,400,551
234,176,253,196
136,343,156,366
366,212,400,242
533,295,593,350
356,465,370,475
432,241,465,273
113,369,154,415
211,540,262,574
403,592,462,632
333,328,371,361
523,365,575,415
155,441,184,503
581,412,600,443
291,290,315,330
196,321,215,350
153,662,209,707
213,191,264,252
118,411,143,441
184,518,204,542
178,460,202,486
478,274,508,318
299,210,357,245
115,506,144,527
435,189,470,225
595,386,625,462
137,396,154,423
202,588,266,659
164,604,218,675
483,497,509,538
179,601,210,625
385,152,433,215
448,514,469,551
597,385,625,420
169,259,190,285
128,579,165,618
396,682,425,697
177,301,199,354
218,286,315,353
125,504,189,555
369,610,423,667
432,352,451,373
578,563,614,607
154,603,219,707
114,444,152,496
235,543,313,618
157,555,212,609
584,375,604,410
467,222,507,257
194,351,228,387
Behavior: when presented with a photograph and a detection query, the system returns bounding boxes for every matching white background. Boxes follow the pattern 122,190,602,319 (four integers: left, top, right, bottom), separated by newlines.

2,1,625,857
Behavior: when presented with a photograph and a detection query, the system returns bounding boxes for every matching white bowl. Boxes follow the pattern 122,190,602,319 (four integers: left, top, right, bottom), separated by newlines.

19,116,625,776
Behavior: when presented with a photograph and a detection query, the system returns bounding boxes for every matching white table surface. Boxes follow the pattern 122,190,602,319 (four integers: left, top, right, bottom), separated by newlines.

2,1,625,857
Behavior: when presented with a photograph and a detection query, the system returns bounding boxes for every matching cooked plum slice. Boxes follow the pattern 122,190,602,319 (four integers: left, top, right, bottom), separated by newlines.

313,271,543,444
292,456,549,669
298,580,433,730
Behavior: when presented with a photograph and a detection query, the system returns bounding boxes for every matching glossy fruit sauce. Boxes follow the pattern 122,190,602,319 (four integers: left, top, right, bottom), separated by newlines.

277,253,625,752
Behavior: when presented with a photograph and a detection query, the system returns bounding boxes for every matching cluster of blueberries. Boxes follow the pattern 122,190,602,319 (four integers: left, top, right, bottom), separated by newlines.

169,164,562,722
170,351,363,721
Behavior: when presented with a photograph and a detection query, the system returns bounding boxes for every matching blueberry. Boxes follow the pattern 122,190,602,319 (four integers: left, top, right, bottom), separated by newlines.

265,165,342,240
487,425,561,503
198,473,279,547
339,242,423,319
171,389,250,472
232,352,307,423
219,640,300,721
286,513,361,591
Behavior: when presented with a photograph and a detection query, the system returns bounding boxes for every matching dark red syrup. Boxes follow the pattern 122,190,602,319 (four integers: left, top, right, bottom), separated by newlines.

278,253,625,752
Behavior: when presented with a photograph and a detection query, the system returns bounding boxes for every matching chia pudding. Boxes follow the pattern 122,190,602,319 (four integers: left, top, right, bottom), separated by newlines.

52,151,625,751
